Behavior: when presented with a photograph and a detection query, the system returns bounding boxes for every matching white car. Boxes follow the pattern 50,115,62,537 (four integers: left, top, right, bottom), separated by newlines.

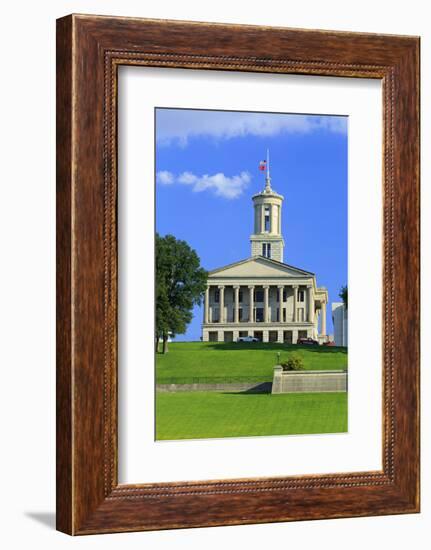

237,336,259,343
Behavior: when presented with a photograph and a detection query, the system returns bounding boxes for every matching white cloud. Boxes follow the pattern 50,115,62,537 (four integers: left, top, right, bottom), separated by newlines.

157,170,251,199
156,170,175,185
156,109,347,146
177,171,197,185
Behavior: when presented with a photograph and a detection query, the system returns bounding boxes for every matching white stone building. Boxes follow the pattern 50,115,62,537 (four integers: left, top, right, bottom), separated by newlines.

332,302,348,347
202,165,329,344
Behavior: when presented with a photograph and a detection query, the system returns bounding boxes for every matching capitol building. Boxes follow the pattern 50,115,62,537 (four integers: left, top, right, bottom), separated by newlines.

201,162,329,344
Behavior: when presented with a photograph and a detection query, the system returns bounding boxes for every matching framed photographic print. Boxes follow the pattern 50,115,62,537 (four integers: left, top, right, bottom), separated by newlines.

56,14,420,534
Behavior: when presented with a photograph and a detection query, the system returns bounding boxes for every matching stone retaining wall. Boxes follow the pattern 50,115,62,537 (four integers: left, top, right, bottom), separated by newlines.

272,366,347,394
157,370,347,394
157,382,272,393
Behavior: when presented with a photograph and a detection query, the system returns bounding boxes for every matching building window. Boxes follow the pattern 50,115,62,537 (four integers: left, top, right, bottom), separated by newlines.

264,205,271,232
283,289,287,301
212,308,219,322
255,308,264,322
238,308,243,321
262,242,271,258
214,289,220,303
254,289,264,302
269,331,278,343
239,290,243,302
298,290,305,302
283,330,292,344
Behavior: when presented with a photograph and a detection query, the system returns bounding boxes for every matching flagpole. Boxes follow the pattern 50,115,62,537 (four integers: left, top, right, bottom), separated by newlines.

265,148,271,191
267,148,270,181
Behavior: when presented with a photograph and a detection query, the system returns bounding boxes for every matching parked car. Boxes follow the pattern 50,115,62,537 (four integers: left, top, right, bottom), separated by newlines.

237,336,259,343
322,340,335,346
297,337,319,346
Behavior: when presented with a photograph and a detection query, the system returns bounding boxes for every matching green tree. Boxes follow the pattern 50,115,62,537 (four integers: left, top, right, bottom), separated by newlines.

339,285,348,309
155,234,207,353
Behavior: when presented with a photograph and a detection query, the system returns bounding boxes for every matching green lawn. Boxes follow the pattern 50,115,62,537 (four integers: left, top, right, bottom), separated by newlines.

156,342,347,384
156,391,348,440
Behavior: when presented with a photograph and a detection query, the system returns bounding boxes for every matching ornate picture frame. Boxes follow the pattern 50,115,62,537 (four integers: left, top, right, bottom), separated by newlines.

56,14,420,534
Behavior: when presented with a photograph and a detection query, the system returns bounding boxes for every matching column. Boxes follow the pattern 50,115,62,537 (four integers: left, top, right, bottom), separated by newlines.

264,285,269,323
307,285,314,323
321,301,327,336
278,285,284,322
293,285,298,322
204,286,210,324
272,205,277,235
278,204,282,234
248,285,254,323
218,285,225,323
234,285,240,323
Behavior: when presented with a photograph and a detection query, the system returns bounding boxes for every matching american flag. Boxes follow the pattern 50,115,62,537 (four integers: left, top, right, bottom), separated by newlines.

259,160,267,171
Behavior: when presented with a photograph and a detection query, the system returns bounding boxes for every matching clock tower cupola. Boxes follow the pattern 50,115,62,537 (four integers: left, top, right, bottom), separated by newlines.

250,151,285,262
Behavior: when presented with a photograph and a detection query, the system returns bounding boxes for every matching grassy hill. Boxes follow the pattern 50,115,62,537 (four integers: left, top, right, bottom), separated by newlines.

156,391,347,440
156,341,347,384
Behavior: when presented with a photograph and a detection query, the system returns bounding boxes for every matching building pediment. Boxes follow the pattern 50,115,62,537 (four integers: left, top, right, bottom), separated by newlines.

209,257,314,279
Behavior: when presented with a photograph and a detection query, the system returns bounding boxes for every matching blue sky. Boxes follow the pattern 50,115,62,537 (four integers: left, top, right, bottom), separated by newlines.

155,108,348,340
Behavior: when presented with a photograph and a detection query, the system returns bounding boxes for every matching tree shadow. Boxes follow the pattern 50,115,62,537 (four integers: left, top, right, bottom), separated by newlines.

222,392,268,396
222,382,273,395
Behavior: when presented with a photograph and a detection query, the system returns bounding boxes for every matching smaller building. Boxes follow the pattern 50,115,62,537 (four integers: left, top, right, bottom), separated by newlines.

332,302,348,347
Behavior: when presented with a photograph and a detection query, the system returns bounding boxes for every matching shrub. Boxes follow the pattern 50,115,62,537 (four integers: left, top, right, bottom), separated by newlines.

281,355,305,371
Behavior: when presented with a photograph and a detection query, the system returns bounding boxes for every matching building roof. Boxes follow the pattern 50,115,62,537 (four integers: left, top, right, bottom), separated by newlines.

209,256,315,277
